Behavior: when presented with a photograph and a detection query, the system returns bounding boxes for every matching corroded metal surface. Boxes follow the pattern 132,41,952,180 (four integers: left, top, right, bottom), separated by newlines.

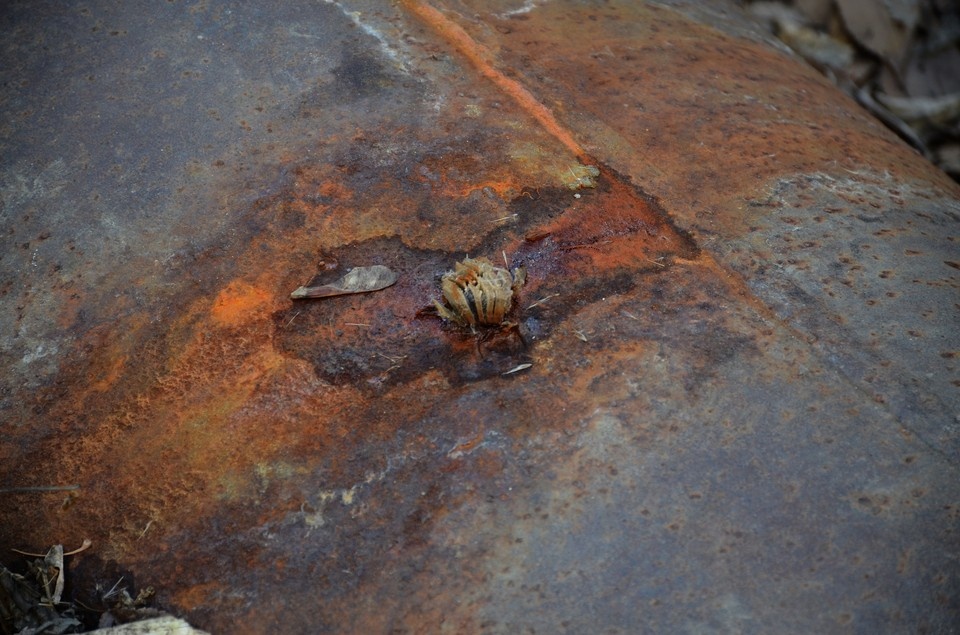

1,1,958,633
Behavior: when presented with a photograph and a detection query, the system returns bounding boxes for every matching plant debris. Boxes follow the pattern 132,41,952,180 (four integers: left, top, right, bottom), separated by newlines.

0,543,207,634
747,0,960,180
1,544,78,634
563,163,601,190
290,265,398,300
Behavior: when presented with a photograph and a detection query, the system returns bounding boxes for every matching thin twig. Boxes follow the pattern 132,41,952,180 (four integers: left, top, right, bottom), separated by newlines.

64,539,92,556
11,538,91,558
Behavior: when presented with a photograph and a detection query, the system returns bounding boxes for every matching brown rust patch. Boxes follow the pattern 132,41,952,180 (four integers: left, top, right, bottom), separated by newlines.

519,163,699,272
3,2,956,633
402,0,586,159
270,159,698,387
90,354,129,393
444,0,959,238
4,144,703,567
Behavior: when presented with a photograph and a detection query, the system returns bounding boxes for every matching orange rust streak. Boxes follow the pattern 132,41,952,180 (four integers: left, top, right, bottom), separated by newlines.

459,178,519,199
403,0,586,159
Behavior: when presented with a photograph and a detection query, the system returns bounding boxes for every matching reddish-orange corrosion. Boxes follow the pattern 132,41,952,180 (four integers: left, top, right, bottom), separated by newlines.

458,178,521,199
210,280,272,327
524,168,700,273
2,3,956,634
91,354,129,393
403,0,587,160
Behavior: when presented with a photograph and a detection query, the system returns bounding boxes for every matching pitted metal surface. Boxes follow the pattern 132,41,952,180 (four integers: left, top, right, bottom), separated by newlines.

1,1,957,633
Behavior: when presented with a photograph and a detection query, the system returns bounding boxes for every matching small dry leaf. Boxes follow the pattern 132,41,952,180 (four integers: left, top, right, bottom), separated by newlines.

96,615,210,634
42,544,64,604
874,91,960,125
291,265,397,300
502,363,532,376
776,20,855,71
836,0,917,66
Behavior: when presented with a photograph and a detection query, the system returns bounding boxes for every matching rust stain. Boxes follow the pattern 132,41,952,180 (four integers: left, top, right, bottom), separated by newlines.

91,354,128,393
403,0,587,160
397,0,802,360
2,2,957,633
520,164,699,273
458,178,521,200
210,280,272,327
170,581,225,614
445,0,958,233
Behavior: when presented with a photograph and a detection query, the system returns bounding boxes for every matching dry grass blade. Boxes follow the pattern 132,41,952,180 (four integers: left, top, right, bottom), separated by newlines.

527,293,559,310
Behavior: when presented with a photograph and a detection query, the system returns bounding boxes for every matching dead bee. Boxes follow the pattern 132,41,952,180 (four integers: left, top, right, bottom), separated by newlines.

431,256,527,354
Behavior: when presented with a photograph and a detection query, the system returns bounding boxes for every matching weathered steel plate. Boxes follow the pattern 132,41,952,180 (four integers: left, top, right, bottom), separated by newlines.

1,1,957,633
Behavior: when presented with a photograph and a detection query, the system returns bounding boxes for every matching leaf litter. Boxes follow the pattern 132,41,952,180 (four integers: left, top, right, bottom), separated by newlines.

0,540,208,634
747,0,960,180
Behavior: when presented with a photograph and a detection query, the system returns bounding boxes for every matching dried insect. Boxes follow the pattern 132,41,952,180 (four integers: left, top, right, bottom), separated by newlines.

433,256,526,330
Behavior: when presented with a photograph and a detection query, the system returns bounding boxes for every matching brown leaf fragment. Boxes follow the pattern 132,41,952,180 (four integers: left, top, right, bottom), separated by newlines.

776,20,855,71
934,142,960,179
836,0,918,67
874,91,960,125
291,265,398,300
794,0,835,25
854,87,930,154
0,563,81,633
43,544,64,605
